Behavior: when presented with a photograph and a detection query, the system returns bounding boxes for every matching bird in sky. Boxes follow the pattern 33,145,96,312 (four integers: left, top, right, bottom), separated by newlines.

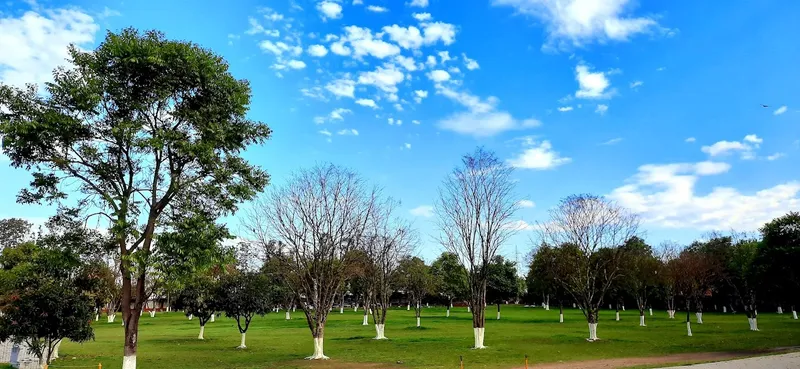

761,104,769,108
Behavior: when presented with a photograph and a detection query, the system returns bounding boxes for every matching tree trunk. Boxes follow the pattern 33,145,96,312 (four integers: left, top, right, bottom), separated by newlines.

792,305,798,320
615,303,620,321
496,303,501,320
415,301,422,327
285,311,291,320
559,303,564,323
446,303,451,318
471,286,486,349
586,309,599,341
238,332,247,349
306,324,329,359
686,301,692,337
198,324,205,339
210,314,215,322
639,307,646,327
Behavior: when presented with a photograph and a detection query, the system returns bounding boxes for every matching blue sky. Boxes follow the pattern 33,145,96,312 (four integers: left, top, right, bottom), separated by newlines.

1,0,799,266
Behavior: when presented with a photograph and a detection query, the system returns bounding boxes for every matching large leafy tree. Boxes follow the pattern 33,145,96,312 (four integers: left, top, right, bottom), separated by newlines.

0,218,33,250
758,212,800,320
527,244,571,321
397,256,434,328
217,270,275,348
431,252,468,318
174,275,220,340
619,236,660,327
0,28,270,369
486,255,519,320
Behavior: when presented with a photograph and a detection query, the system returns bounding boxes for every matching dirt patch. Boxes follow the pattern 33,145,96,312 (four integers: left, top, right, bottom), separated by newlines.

282,359,402,369
514,347,799,369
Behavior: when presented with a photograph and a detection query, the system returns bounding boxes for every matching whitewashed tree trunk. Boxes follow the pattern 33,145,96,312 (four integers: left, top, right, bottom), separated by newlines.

285,311,291,320
139,309,142,316
95,314,99,321
210,314,215,322
306,337,328,359
293,306,296,312
374,324,387,340
416,317,420,327
586,323,598,341
686,322,692,336
354,304,358,312
362,314,369,326
622,305,625,311
615,311,620,321
407,303,410,311
237,332,247,349
609,304,612,309
723,306,727,313
792,309,798,320
473,327,485,349
639,315,646,326
559,313,563,323
150,310,156,318
189,314,193,320
777,306,783,314
446,308,450,317
467,306,471,312
649,308,653,316
198,325,205,339
496,311,500,320
122,355,136,369
369,308,372,314
339,306,344,314
696,312,703,324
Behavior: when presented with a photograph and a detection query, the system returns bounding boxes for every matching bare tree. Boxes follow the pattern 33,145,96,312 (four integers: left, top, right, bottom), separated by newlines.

434,148,518,349
539,194,639,342
658,241,681,319
247,164,381,359
363,200,415,339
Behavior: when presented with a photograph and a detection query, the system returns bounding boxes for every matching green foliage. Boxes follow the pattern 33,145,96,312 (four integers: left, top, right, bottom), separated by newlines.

396,256,434,312
0,218,33,250
619,237,660,311
430,252,468,304
486,255,518,304
174,275,220,326
758,212,800,305
217,271,275,334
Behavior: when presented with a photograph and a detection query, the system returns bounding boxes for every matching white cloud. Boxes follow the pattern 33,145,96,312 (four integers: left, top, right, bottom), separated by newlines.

412,119,421,124
317,1,343,20
462,53,480,70
518,200,536,208
287,60,306,69
508,137,571,170
259,40,302,56
701,135,761,159
404,143,412,149
504,220,538,231
355,98,378,109
427,69,451,82
352,0,364,4
423,22,457,45
685,137,696,143
307,44,328,57
595,104,608,115
767,153,784,161
329,108,352,121
438,51,452,64
774,106,787,115
301,87,327,101
261,7,285,21
630,80,643,88
410,205,433,217
342,26,401,59
656,67,666,71
414,89,428,103
609,161,800,231
337,129,359,136
382,25,424,49
492,0,666,50
601,137,622,145
325,79,356,98
575,64,613,99
423,56,436,69
393,55,419,71
387,118,395,125
319,129,332,136
394,103,404,111
408,0,429,7
557,106,573,112
367,5,389,12
448,67,461,74
358,64,405,93
330,41,352,56
435,85,541,137
0,7,98,87
412,12,432,21
324,34,339,42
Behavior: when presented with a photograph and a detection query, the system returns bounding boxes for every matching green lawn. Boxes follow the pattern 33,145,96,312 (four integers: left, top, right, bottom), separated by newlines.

52,306,800,369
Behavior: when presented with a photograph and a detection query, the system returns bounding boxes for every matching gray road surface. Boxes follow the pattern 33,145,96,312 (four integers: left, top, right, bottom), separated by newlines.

661,352,800,369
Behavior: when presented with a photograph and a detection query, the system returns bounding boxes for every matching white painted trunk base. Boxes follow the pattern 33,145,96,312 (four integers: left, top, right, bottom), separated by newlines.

545,304,550,311
696,312,703,324
293,307,296,312
587,323,599,341
687,322,692,336
472,327,486,349
306,337,329,359
467,306,471,312
150,311,156,318
95,314,99,322
122,355,136,369
668,310,675,319
210,314,215,322
497,311,500,320
649,308,653,316
407,304,410,311
609,304,612,309
615,312,620,321
723,306,727,313
108,315,116,323
139,310,142,316
446,309,450,317
622,305,625,311
639,315,646,326
285,311,291,320
559,313,563,323
189,314,193,320
416,317,421,327
369,308,373,314
374,324,387,339
362,315,369,325
354,305,358,312
237,332,247,349
748,317,760,331
198,325,205,339
793,310,798,320
340,307,344,314
777,306,783,314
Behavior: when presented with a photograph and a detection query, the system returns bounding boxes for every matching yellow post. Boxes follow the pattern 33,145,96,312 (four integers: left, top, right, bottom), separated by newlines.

525,354,529,369
460,355,464,369
99,363,103,369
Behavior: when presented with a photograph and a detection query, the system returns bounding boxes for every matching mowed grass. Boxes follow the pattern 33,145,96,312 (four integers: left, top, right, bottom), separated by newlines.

52,306,800,369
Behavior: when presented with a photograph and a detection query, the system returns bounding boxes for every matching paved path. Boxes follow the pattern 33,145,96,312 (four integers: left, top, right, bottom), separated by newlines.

660,352,800,369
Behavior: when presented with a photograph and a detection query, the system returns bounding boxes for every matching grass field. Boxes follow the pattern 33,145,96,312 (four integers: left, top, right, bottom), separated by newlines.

49,306,800,369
